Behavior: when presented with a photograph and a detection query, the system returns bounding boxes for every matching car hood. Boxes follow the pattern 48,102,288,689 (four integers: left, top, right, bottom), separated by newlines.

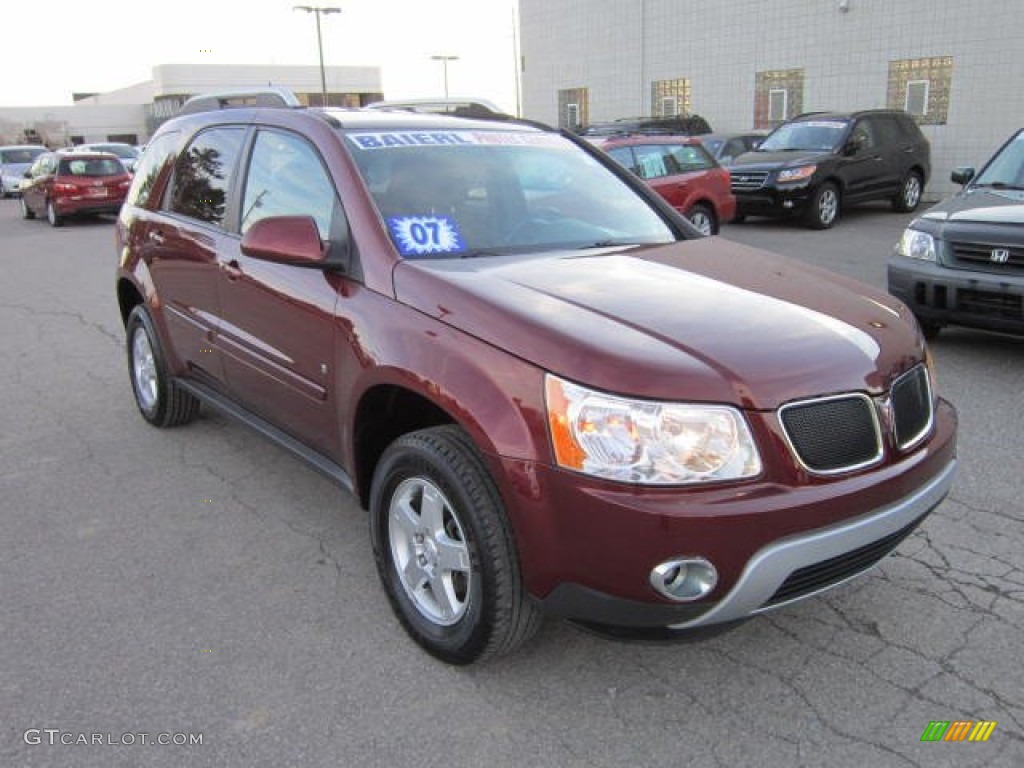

730,149,831,171
393,239,921,410
919,186,1024,224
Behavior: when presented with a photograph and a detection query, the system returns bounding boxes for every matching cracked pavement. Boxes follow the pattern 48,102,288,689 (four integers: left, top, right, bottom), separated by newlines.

1,203,1021,766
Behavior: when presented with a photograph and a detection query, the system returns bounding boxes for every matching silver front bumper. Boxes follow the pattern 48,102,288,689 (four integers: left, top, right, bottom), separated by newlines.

669,459,957,629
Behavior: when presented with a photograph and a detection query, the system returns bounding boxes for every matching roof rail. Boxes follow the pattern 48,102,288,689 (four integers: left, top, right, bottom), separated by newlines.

179,87,302,115
365,97,506,119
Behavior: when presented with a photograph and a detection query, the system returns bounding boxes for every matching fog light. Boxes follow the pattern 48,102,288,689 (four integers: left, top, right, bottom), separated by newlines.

650,558,718,602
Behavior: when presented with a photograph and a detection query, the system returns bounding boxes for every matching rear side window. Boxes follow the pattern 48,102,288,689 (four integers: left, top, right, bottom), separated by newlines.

58,157,124,176
169,127,245,228
630,144,713,180
241,129,339,239
125,132,178,209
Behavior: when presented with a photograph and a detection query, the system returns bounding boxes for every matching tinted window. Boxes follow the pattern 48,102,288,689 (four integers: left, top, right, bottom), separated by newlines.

59,157,124,177
125,131,178,209
241,130,338,238
169,127,245,227
874,117,903,146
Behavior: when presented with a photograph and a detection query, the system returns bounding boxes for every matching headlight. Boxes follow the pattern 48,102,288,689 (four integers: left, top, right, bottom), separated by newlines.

544,374,762,485
896,228,937,261
776,165,817,182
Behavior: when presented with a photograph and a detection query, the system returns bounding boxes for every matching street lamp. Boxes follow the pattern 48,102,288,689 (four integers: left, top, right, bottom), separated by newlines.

430,55,459,99
294,5,341,107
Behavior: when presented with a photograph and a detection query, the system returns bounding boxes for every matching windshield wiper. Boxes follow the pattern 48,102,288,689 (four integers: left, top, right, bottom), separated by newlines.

576,240,646,250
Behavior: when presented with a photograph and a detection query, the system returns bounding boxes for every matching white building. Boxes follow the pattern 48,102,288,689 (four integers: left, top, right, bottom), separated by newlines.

0,63,383,148
519,0,1024,197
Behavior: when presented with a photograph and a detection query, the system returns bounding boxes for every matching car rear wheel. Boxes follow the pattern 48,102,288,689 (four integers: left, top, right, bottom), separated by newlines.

126,305,200,427
20,196,35,220
893,171,923,212
370,425,540,664
805,182,839,229
46,200,63,228
687,204,717,236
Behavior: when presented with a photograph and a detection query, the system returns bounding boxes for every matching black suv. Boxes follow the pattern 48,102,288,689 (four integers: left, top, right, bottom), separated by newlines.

888,128,1024,339
730,110,930,228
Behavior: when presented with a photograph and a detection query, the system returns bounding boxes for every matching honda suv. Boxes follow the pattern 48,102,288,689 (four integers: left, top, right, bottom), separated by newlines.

730,110,930,228
115,91,956,664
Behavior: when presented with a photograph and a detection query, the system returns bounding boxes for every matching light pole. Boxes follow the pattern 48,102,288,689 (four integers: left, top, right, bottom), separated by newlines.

430,55,459,99
294,5,341,107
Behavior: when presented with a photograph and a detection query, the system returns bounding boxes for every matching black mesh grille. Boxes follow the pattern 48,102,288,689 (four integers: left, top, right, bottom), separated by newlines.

764,516,928,607
780,396,881,472
891,366,932,449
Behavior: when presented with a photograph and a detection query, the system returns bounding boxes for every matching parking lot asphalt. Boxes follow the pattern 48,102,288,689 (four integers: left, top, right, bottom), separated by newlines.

1,201,1021,767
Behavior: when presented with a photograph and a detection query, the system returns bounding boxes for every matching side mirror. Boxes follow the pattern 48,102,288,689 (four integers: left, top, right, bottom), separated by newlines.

23,170,32,178
844,136,865,156
950,166,975,185
240,216,326,267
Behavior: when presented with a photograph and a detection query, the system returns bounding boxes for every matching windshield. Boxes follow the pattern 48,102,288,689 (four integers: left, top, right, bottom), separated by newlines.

1,147,45,165
758,120,848,152
973,131,1024,188
344,129,676,258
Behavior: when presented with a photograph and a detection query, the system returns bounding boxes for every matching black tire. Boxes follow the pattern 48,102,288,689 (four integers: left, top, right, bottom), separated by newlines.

125,305,200,427
918,318,942,341
892,171,923,213
804,182,840,229
686,203,717,236
370,425,541,664
21,196,35,220
46,200,63,228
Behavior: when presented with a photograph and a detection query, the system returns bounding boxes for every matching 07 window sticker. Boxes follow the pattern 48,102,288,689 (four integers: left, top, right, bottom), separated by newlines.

387,215,466,257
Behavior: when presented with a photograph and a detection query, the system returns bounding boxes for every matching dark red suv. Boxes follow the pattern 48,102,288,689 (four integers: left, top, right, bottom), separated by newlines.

115,91,957,664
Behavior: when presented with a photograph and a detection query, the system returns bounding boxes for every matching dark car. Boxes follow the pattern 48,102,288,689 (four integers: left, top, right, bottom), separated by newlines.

591,135,736,234
729,110,930,228
20,152,131,226
115,90,956,664
579,114,712,138
888,128,1024,339
698,132,766,166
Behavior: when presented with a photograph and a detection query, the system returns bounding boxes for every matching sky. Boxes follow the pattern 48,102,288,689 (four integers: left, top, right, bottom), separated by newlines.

2,0,520,112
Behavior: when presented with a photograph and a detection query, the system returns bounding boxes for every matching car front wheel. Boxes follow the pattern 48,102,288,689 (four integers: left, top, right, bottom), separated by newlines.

370,425,540,664
805,182,839,229
125,305,200,427
893,171,923,212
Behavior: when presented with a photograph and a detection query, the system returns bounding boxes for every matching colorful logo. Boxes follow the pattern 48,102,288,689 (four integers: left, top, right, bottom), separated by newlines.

920,720,997,742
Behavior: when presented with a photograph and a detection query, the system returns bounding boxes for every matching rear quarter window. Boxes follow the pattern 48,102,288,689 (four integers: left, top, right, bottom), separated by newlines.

125,132,178,209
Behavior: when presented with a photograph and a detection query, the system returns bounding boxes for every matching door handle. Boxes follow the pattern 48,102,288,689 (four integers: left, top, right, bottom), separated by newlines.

224,259,244,281
148,230,165,244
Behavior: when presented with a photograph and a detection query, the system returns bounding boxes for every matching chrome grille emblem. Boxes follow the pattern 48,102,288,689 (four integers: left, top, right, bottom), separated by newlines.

990,248,1010,264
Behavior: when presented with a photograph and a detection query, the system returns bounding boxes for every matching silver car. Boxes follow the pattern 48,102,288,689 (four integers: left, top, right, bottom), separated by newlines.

1,145,47,197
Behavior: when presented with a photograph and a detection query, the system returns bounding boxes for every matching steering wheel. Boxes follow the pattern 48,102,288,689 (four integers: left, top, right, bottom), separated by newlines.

501,208,563,245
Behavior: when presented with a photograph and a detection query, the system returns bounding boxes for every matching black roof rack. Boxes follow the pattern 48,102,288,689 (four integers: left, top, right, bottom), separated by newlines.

578,114,712,137
179,88,302,115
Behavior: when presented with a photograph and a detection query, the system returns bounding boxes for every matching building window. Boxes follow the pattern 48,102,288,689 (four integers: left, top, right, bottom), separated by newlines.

558,87,588,131
768,89,788,123
904,80,929,117
888,57,952,125
754,69,803,129
651,78,691,118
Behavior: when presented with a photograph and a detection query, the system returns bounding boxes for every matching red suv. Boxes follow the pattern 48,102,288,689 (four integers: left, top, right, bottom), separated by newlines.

20,151,131,226
591,135,736,234
115,91,957,664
